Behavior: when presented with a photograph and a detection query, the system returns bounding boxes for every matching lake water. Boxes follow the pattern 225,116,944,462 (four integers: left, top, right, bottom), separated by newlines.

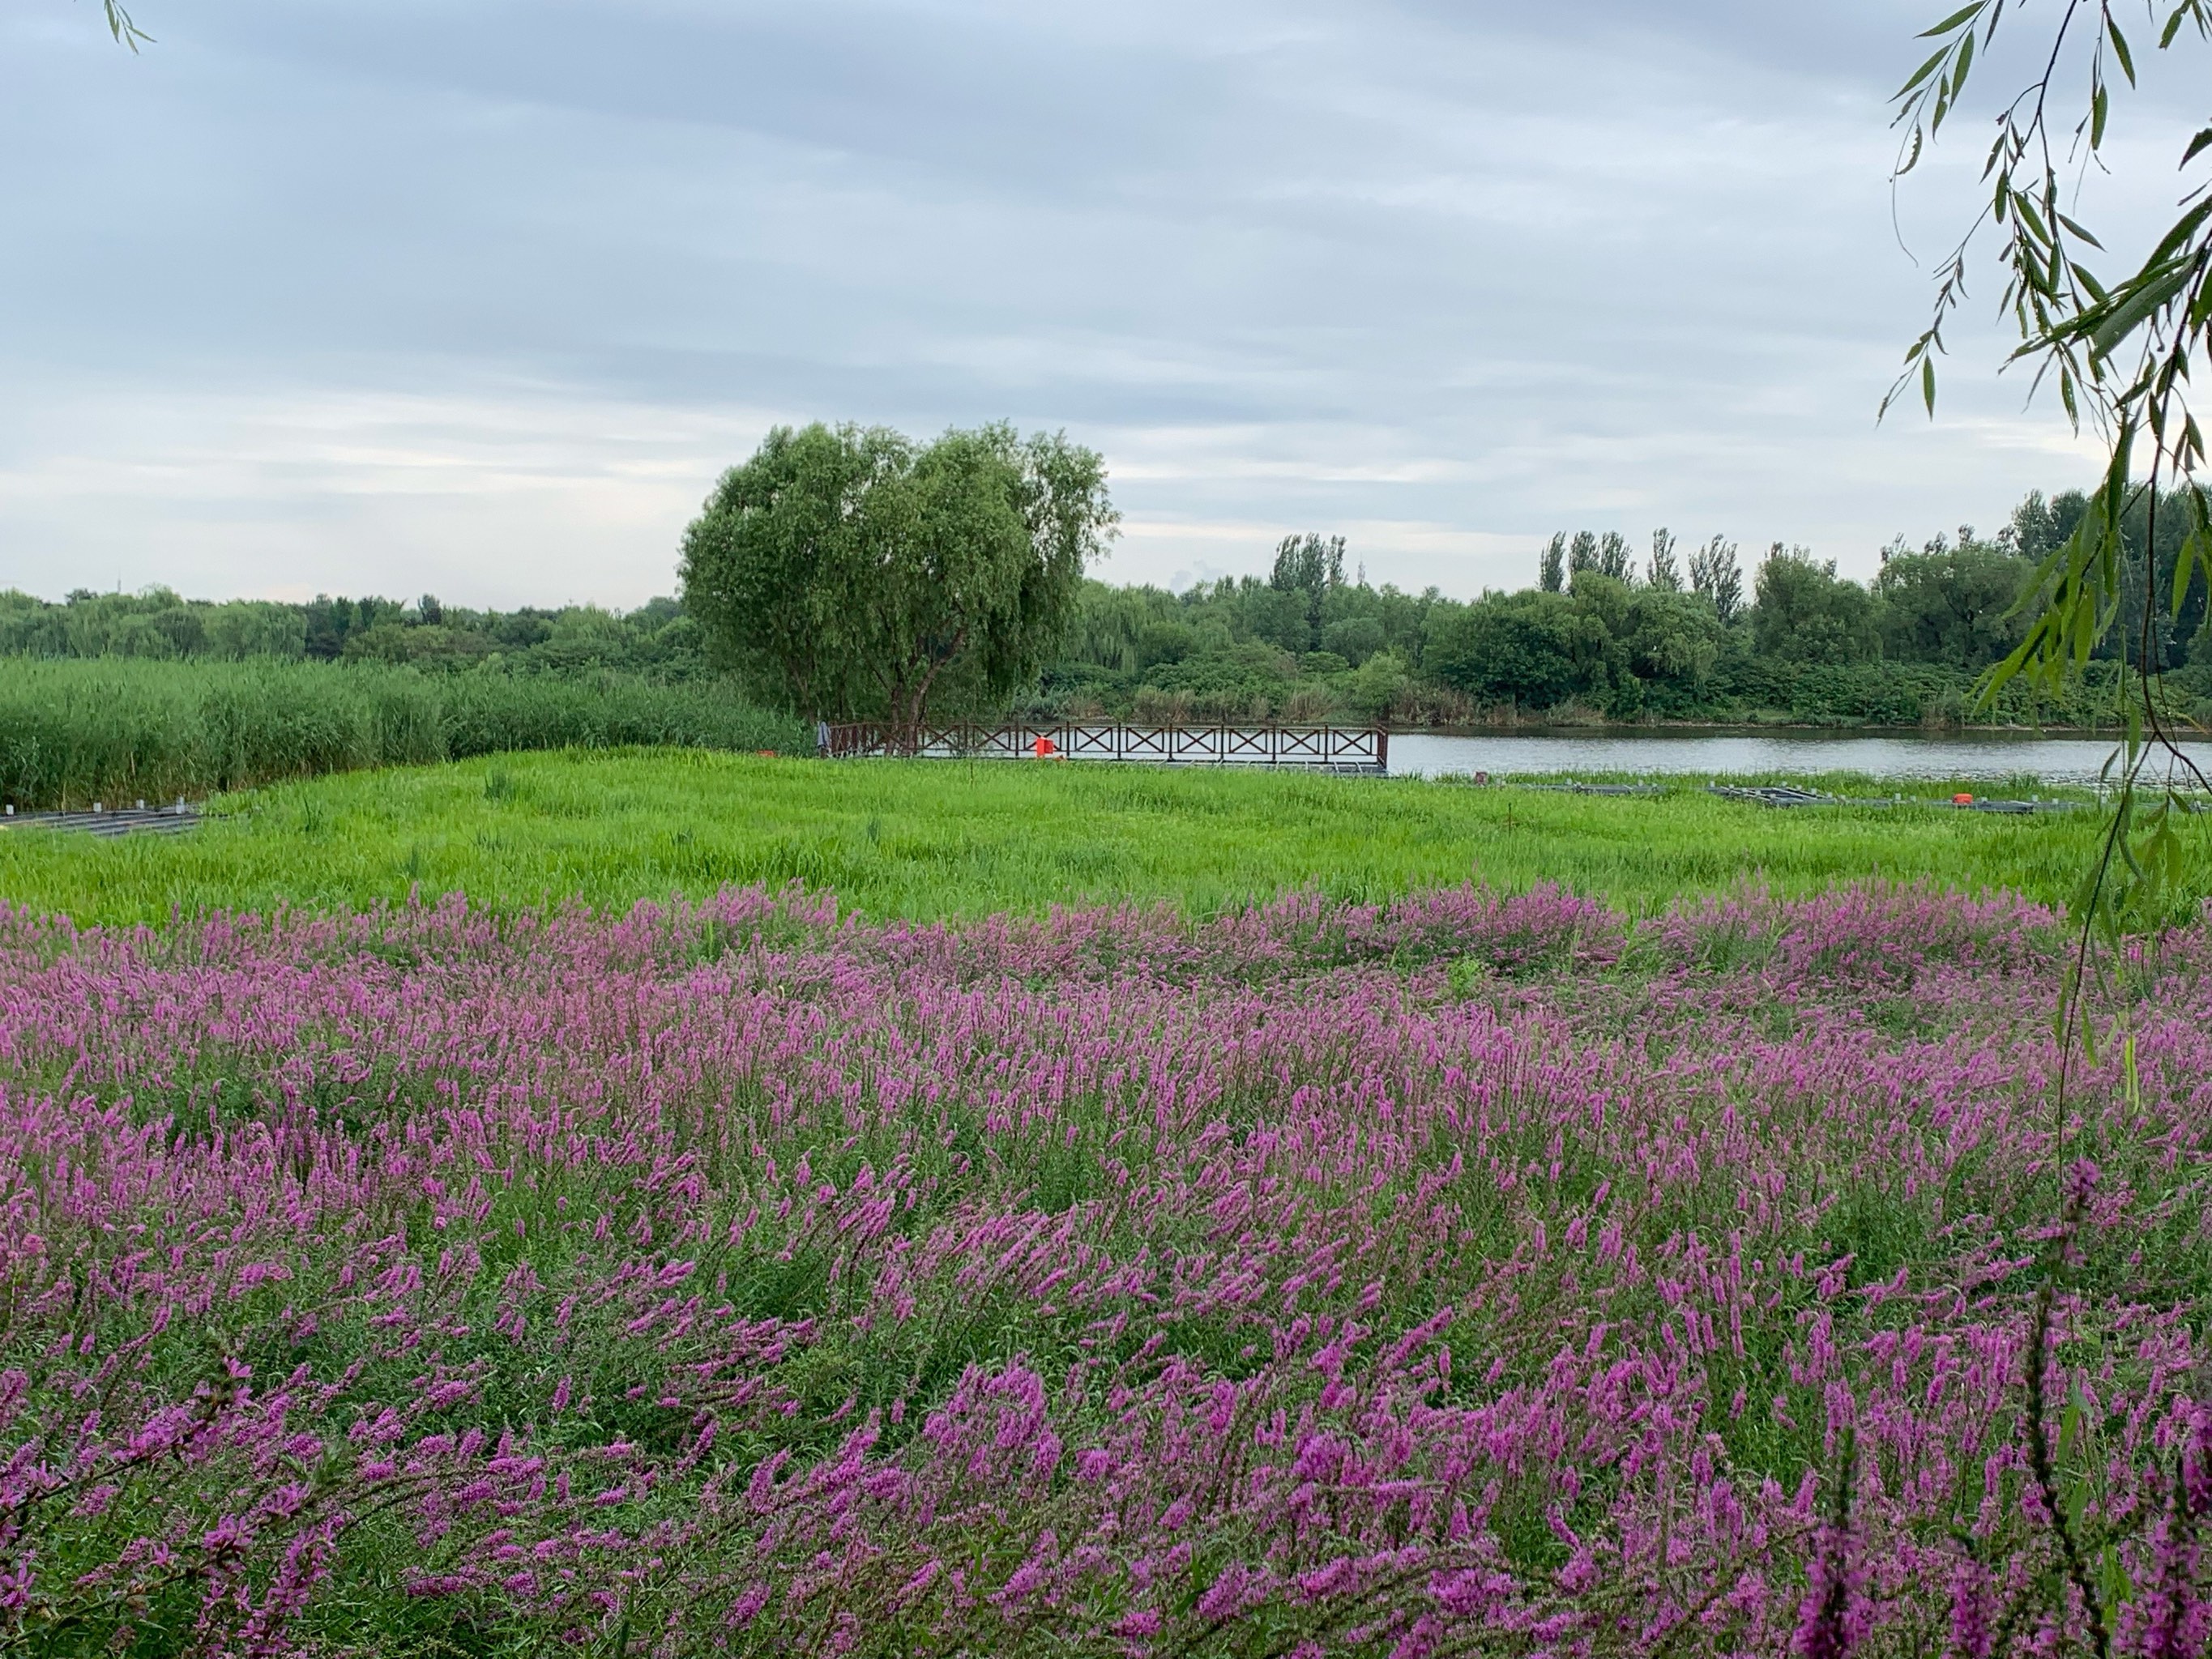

1387,731,2212,790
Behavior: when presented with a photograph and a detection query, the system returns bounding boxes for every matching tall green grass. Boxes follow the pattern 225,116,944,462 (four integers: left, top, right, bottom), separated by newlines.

0,748,2190,928
0,658,807,807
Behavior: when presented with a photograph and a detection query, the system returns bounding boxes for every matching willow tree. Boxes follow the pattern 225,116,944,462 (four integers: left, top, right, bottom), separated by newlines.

1893,0,2212,937
1886,9,2212,1650
679,422,1117,730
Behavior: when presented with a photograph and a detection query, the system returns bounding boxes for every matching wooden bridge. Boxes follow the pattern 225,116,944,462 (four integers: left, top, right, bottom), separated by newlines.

0,802,200,838
822,723,1389,774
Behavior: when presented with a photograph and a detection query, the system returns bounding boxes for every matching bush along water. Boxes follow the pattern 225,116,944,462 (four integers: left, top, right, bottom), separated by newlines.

0,881,2207,1653
0,657,809,810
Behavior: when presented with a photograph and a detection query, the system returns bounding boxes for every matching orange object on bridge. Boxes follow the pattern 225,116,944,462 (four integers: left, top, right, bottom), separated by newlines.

1033,735,1058,759
1953,792,1974,804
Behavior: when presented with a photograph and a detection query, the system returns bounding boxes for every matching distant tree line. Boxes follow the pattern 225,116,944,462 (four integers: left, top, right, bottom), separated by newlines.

1033,487,2210,729
10,467,2206,731
0,588,711,681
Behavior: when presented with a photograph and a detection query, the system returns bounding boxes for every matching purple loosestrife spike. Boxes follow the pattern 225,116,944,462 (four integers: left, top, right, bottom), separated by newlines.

0,881,2197,1649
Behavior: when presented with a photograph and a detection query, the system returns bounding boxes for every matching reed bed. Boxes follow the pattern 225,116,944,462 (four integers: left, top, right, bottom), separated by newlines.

0,658,805,807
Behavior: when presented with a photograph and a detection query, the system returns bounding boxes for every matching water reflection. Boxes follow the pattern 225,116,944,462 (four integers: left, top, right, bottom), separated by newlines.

1387,731,2212,790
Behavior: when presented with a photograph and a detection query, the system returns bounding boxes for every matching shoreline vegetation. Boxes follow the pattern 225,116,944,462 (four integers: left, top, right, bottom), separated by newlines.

0,655,2181,816
0,656,808,810
6,484,2208,783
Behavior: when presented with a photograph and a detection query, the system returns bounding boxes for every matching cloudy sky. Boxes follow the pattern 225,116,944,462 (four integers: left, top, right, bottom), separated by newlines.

0,0,2192,608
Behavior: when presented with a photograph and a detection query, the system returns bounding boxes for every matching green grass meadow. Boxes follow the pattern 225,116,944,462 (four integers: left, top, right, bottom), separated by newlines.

0,747,2184,927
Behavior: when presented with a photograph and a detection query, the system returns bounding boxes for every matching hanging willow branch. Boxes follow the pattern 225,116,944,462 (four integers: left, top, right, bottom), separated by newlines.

96,0,152,49
1894,7,2212,1648
1892,0,2212,984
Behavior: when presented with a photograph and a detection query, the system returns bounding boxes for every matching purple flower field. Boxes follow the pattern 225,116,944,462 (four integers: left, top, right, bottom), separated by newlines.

2,881,2209,1655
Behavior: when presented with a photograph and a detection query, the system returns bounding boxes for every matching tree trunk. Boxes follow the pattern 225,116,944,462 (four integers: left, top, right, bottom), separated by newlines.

903,629,966,739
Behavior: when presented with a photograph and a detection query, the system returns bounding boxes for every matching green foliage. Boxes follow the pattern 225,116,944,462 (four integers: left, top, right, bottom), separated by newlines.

24,474,2174,737
679,421,1117,725
0,586,715,680
1334,650,1411,720
1688,535,1745,625
0,586,308,660
1977,471,2212,978
1027,490,2189,729
677,423,900,715
1040,574,1441,725
1567,530,1636,582
18,483,2192,739
1539,534,1566,594
0,748,2174,930
0,659,805,808
1322,614,1388,665
1753,547,1881,664
1424,590,1596,710
1135,639,1303,720
1874,529,2037,667
1890,13,2212,1636
1614,586,1727,708
1890,0,2212,473
1270,532,1347,652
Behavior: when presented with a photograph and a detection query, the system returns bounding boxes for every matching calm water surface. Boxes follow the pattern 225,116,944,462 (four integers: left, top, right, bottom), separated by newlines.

1387,731,2212,789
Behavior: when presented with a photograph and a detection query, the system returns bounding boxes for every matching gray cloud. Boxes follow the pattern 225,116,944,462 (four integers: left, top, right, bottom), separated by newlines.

0,0,2190,605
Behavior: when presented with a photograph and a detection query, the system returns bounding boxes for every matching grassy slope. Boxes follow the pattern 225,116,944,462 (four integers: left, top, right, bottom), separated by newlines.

0,747,2182,927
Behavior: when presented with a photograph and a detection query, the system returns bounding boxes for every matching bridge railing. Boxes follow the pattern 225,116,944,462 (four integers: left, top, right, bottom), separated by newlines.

821,723,1387,771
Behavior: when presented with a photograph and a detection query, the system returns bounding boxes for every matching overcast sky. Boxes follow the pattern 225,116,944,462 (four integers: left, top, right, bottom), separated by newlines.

0,0,2194,608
